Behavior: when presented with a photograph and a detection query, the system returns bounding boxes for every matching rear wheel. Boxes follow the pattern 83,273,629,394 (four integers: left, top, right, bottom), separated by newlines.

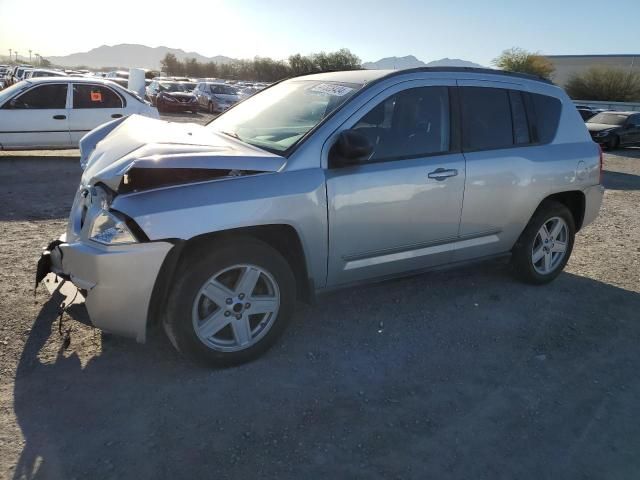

512,201,575,284
164,238,296,367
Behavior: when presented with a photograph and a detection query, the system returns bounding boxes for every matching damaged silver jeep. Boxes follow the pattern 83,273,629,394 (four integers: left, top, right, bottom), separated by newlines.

38,68,603,366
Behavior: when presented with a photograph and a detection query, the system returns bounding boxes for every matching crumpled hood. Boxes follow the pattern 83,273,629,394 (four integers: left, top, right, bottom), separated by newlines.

81,114,286,191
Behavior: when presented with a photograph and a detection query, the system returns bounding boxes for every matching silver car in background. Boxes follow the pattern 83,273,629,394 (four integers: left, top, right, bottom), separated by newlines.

38,67,603,366
193,81,241,113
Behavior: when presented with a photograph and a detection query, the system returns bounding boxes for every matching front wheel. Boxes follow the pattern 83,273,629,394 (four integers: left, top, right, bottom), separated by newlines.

164,238,296,367
512,201,575,284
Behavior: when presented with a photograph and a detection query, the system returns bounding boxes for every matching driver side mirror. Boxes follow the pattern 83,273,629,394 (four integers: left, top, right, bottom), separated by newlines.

330,129,374,168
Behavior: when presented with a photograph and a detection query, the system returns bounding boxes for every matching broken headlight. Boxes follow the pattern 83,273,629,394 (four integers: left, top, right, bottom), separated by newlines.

89,210,137,245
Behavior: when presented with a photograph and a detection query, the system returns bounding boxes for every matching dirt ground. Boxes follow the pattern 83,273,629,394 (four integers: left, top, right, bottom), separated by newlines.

0,117,639,479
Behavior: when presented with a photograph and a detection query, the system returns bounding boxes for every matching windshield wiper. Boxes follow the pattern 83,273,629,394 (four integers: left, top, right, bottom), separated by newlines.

220,131,241,140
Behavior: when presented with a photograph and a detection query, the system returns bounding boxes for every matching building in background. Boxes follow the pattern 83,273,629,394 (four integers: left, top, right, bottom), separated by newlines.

546,54,640,86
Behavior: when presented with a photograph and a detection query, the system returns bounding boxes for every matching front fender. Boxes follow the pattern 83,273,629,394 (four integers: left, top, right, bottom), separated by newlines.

112,168,328,288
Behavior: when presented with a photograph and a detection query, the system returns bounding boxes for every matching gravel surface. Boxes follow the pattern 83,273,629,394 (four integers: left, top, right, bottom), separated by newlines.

0,119,639,479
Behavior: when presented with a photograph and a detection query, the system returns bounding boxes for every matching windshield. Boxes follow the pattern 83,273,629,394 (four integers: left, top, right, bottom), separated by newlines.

159,82,191,93
587,112,628,126
211,84,239,95
207,79,361,153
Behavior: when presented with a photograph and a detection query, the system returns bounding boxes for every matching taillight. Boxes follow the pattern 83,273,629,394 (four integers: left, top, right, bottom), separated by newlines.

598,144,603,184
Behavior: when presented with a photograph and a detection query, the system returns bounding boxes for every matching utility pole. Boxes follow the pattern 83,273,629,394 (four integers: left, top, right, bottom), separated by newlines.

8,49,12,63
29,49,32,63
15,51,19,62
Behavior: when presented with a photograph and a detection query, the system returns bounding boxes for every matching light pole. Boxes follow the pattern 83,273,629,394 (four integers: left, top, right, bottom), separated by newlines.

15,51,19,62
8,49,12,64
29,50,32,63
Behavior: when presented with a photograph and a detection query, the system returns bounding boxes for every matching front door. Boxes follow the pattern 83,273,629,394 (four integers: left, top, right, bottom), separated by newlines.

0,83,71,149
68,83,126,144
326,82,465,286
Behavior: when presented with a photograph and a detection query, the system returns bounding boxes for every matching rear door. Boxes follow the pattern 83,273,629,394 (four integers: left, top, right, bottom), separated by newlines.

0,82,71,148
68,83,126,143
454,82,556,262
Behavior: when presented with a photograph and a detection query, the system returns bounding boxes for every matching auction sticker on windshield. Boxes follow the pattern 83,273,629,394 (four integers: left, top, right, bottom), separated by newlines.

309,83,354,97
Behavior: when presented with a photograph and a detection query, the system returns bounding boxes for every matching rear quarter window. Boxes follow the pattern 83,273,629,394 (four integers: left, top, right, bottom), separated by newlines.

529,93,562,144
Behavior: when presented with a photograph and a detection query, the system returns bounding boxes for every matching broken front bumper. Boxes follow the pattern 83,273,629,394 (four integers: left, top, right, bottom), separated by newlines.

37,234,173,343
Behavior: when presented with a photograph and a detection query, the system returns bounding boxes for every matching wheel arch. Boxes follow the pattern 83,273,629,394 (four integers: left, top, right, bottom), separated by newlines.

147,224,314,327
541,190,586,231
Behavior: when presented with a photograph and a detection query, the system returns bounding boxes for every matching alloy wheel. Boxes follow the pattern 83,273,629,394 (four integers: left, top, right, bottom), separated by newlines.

531,216,568,275
191,264,280,352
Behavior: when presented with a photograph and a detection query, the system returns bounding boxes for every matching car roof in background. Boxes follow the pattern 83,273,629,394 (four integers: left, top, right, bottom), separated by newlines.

595,111,635,116
201,81,237,86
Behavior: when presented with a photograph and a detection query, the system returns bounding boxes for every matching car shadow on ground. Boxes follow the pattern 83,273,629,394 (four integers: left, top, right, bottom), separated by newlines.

606,147,640,160
12,264,640,479
602,170,640,191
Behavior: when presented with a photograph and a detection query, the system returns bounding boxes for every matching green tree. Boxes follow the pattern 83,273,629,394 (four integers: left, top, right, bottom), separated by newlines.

565,67,640,102
40,57,52,68
160,53,183,76
493,47,554,80
288,53,316,75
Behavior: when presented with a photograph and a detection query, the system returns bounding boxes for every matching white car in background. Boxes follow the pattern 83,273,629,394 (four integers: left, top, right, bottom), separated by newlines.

24,69,68,79
0,77,158,150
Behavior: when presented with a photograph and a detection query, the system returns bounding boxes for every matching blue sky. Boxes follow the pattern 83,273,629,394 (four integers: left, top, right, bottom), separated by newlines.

1,0,639,65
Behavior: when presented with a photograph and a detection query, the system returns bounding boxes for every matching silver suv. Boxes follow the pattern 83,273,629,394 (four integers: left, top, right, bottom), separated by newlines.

38,68,604,366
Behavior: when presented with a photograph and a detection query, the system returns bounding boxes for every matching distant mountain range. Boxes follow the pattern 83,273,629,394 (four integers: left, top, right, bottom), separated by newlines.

362,55,484,70
47,44,235,69
45,44,484,71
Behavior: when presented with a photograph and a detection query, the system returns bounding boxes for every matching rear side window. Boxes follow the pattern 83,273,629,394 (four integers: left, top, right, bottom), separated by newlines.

73,84,123,109
529,93,561,144
460,87,513,151
5,84,68,109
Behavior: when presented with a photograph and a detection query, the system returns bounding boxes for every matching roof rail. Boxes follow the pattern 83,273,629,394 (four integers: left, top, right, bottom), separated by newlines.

380,66,554,84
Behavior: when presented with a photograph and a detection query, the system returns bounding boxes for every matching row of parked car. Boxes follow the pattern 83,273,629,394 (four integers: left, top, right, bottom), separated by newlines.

145,79,253,114
0,64,74,89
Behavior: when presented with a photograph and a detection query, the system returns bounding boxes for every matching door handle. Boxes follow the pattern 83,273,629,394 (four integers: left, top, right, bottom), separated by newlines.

111,113,123,118
52,115,66,120
428,168,458,181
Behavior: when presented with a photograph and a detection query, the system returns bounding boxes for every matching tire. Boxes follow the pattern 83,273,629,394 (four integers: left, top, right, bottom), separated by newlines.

606,135,619,150
164,237,296,367
511,200,575,285
208,101,214,114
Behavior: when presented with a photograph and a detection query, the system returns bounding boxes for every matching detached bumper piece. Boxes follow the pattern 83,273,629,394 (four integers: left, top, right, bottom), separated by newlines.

35,239,64,289
36,236,173,343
